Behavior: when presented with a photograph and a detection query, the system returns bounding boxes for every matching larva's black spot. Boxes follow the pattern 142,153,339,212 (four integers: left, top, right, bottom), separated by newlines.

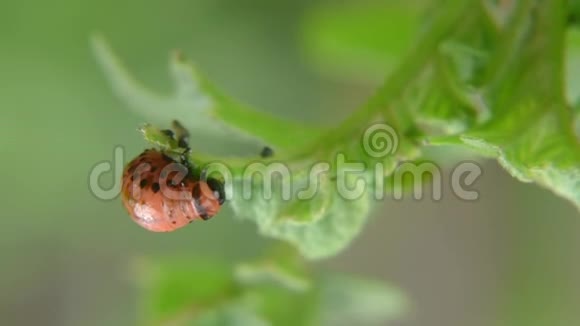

192,184,209,219
150,166,157,173
192,183,201,200
207,178,225,205
172,221,176,224
195,203,208,220
130,175,134,181
140,179,148,188
162,154,174,163
186,215,192,220
152,183,160,193
260,146,274,158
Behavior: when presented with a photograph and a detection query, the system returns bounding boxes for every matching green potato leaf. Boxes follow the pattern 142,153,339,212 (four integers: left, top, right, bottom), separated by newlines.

131,257,236,325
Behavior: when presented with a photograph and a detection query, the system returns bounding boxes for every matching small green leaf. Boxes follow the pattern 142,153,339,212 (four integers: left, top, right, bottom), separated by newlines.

276,171,333,225
245,284,317,326
132,257,235,325
234,261,310,293
318,275,409,326
130,254,408,326
140,124,181,152
412,80,472,135
230,173,372,260
458,104,580,208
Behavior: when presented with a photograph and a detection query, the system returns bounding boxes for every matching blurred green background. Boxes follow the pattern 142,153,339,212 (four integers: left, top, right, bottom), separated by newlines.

1,0,579,325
